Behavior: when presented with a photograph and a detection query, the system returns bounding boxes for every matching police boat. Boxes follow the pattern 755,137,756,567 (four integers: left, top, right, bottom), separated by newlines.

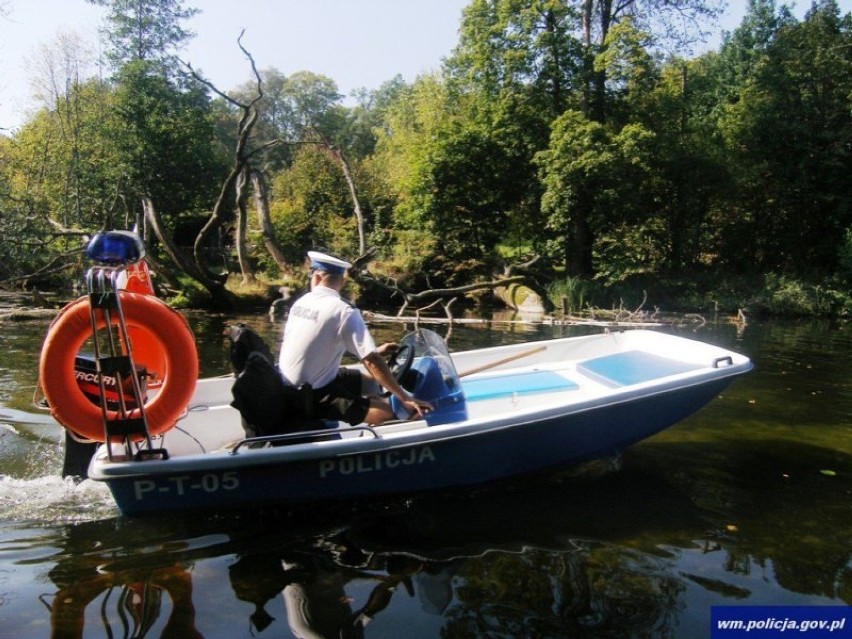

40,232,753,516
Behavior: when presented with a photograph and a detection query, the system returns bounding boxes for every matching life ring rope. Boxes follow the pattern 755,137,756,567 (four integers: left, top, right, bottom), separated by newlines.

39,292,198,443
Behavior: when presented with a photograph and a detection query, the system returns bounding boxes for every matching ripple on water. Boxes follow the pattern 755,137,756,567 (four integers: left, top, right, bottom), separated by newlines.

0,475,118,523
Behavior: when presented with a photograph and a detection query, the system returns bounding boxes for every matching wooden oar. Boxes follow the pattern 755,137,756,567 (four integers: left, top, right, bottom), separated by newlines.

458,344,547,378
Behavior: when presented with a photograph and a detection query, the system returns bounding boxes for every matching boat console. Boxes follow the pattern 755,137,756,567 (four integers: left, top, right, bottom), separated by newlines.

390,330,468,425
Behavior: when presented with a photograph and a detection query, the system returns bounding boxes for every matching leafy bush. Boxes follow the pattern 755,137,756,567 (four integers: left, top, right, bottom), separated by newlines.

747,274,852,317
547,276,589,313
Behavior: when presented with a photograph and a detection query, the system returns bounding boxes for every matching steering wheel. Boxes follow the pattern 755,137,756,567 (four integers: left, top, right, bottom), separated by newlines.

387,343,415,384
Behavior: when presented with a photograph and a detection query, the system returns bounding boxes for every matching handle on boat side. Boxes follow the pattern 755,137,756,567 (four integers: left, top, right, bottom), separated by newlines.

229,425,380,453
712,356,734,368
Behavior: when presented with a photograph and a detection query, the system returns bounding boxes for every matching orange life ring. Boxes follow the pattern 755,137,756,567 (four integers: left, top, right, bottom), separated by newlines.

39,291,198,442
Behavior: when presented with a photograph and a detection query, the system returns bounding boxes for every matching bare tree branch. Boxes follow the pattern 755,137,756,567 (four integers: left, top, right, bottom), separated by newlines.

234,166,253,283
0,248,81,287
323,141,366,255
181,30,265,297
142,197,210,288
250,169,290,274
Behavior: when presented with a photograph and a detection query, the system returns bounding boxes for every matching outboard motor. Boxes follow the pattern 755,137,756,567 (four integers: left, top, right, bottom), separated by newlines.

74,355,148,410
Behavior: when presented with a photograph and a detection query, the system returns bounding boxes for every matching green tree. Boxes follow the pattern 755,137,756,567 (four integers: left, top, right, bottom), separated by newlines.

536,109,654,277
422,124,521,267
110,60,223,222
0,77,126,279
269,145,357,262
715,0,851,275
444,0,724,281
87,0,199,73
578,0,724,122
345,75,408,159
639,55,730,273
86,0,219,225
85,0,234,303
449,0,580,188
373,73,486,280
449,0,581,119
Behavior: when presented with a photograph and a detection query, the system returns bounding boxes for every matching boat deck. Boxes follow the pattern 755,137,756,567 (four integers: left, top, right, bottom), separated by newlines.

455,353,704,423
152,342,733,457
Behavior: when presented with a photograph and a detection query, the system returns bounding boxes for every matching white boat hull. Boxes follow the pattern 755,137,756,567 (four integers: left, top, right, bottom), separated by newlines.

86,329,753,515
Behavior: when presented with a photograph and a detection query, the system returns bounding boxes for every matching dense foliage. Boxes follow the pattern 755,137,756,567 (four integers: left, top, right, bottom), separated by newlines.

1,0,850,316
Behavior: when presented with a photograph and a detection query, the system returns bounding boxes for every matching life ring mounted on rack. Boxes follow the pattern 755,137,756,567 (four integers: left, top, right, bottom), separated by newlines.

39,291,198,443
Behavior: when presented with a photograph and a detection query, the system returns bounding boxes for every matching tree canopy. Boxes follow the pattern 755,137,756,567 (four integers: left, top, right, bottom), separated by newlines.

1,0,850,316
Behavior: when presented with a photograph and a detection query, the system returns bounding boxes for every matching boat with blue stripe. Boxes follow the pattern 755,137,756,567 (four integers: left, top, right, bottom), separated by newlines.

86,327,752,515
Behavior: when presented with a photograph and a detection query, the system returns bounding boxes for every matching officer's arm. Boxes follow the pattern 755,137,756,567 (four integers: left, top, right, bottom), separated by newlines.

361,352,431,418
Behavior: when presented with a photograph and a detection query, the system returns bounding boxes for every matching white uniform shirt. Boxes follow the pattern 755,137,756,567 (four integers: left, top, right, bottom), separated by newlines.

278,285,377,389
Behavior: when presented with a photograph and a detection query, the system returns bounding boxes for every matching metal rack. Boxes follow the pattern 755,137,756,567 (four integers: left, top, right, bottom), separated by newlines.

83,232,165,461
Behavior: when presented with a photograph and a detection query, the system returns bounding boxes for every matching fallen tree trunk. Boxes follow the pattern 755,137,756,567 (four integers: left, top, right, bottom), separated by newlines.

0,308,61,321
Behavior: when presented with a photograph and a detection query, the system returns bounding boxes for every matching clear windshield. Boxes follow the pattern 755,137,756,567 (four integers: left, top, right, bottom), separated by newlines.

401,329,460,382
396,329,466,425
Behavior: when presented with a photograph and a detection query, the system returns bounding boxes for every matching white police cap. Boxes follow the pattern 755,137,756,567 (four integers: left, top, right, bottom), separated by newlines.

307,251,351,275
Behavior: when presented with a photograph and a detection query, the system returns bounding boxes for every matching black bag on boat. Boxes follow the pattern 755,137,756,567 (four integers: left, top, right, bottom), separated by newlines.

230,352,321,438
226,323,276,375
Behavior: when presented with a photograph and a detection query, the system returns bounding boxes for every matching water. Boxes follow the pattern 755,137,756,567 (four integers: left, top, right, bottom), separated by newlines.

0,309,850,638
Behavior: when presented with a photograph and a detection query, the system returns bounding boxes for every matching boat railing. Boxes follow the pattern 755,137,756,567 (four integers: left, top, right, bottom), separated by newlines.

229,425,380,454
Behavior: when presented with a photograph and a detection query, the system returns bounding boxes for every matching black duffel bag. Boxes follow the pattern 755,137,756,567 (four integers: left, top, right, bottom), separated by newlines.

227,327,323,439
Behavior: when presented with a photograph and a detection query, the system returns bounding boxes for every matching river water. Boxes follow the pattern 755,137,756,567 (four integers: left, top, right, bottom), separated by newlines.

0,308,849,638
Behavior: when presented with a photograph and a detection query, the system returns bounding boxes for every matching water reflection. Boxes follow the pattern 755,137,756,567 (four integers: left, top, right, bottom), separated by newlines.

638,435,852,599
8,442,848,638
48,559,203,638
22,459,826,639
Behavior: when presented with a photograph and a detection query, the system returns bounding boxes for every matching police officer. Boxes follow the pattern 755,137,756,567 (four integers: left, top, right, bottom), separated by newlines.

278,251,431,425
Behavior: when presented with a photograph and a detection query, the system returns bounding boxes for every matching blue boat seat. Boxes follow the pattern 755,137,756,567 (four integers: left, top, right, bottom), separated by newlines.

577,350,703,387
462,370,578,401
